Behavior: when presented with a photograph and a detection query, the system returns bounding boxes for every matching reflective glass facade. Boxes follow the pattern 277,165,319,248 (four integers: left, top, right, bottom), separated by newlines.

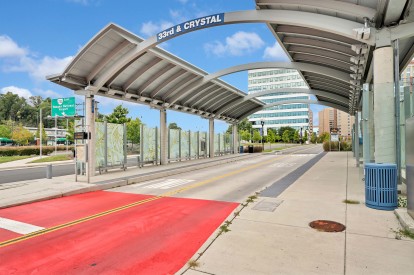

248,69,310,132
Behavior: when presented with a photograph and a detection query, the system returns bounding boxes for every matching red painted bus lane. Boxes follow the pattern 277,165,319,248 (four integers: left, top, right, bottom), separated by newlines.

0,195,238,274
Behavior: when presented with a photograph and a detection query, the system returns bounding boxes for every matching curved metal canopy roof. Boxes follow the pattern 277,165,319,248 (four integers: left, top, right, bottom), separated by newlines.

47,24,265,123
48,1,414,122
255,0,414,114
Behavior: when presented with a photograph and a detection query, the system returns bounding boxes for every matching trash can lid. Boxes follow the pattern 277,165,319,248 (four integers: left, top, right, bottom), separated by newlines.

365,163,397,168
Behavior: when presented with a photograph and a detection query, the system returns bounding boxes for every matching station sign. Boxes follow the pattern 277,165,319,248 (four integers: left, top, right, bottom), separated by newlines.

51,97,76,117
74,131,89,140
157,13,224,42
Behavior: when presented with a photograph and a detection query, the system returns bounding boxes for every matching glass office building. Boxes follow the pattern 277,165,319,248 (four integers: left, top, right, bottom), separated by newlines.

247,69,310,134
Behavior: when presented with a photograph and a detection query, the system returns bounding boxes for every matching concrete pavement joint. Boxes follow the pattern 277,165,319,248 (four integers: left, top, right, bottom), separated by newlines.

236,216,314,230
346,231,414,241
344,151,349,275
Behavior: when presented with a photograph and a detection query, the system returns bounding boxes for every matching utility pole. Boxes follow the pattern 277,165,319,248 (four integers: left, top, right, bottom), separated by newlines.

40,108,42,158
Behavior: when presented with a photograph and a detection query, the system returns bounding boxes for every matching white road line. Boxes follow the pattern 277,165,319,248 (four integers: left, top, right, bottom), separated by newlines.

143,179,194,189
0,217,44,234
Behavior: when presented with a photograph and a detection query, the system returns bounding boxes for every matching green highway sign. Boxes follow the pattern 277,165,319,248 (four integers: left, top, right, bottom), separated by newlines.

51,97,76,117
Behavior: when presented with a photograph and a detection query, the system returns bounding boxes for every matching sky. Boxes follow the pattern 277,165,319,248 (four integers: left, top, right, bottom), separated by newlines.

0,0,326,133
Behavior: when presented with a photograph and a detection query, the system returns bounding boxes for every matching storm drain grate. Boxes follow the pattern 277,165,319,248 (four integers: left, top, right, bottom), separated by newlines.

252,199,283,212
309,220,346,232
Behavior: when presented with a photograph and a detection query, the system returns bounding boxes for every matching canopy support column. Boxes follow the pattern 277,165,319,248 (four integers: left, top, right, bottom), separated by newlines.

209,118,215,158
160,109,168,165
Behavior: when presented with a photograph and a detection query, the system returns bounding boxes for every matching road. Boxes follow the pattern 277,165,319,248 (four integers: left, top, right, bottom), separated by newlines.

0,145,324,274
0,157,140,185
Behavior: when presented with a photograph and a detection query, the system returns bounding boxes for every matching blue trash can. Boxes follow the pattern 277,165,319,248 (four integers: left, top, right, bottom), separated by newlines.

365,163,397,210
239,146,244,154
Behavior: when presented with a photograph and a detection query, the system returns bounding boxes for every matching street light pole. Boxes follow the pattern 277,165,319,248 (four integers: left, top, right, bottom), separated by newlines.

39,108,42,158
66,118,69,152
260,119,265,150
55,115,57,155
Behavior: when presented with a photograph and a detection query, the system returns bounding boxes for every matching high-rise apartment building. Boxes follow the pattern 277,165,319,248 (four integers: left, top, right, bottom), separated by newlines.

318,108,337,134
247,69,310,133
309,110,313,134
318,108,354,139
337,110,355,140
401,58,414,86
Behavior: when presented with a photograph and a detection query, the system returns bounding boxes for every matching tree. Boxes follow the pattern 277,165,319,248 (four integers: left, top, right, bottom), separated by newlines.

266,129,276,143
36,123,47,143
240,129,251,142
252,130,261,142
303,130,308,143
66,121,74,143
293,130,300,143
277,126,295,137
226,118,252,134
275,135,281,142
311,132,317,143
282,130,290,143
12,125,34,145
127,118,141,145
0,124,12,138
106,105,131,124
168,122,181,130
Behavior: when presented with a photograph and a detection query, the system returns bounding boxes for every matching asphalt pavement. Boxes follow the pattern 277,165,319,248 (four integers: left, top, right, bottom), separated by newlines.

0,157,139,185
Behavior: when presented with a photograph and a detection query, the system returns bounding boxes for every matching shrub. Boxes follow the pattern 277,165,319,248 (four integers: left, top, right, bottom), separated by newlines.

323,141,352,151
340,141,352,151
0,146,73,156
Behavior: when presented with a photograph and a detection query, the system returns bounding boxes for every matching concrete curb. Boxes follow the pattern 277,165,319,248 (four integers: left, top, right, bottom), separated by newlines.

394,208,414,234
0,161,74,171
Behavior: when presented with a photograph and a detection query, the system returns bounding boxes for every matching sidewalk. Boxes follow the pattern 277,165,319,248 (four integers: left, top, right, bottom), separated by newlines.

180,152,414,275
0,155,73,170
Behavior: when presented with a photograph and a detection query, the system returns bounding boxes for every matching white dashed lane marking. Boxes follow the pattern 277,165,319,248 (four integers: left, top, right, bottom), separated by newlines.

0,217,44,234
143,179,195,189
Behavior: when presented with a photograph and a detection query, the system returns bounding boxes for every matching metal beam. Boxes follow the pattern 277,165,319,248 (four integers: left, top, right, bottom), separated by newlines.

276,25,358,46
192,88,224,108
288,46,352,63
162,74,200,100
391,22,414,40
122,57,162,91
215,88,348,116
292,54,352,71
87,39,133,83
238,99,349,120
255,0,377,20
211,62,349,83
149,69,186,98
284,37,355,56
137,63,175,95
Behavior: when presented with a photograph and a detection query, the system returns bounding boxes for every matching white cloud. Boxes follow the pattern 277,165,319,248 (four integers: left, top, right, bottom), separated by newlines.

0,34,73,81
139,21,174,37
1,86,33,99
5,55,72,81
263,42,288,60
0,35,27,58
66,0,99,5
204,32,265,57
33,88,63,99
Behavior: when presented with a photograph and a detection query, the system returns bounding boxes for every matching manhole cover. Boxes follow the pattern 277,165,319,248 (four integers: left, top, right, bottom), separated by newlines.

309,220,346,232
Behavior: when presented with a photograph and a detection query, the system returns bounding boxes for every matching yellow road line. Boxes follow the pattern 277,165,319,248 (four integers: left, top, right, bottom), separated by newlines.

0,145,319,248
